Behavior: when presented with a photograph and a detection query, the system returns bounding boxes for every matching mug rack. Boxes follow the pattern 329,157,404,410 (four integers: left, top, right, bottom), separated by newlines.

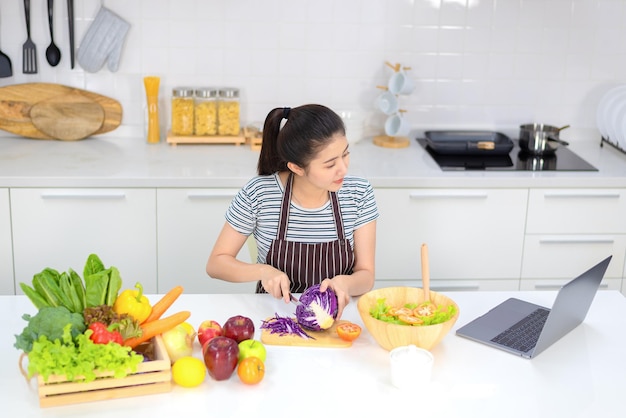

373,61,413,149
600,136,626,155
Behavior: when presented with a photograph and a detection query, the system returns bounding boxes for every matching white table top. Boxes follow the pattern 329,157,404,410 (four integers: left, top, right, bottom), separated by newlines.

3,290,626,418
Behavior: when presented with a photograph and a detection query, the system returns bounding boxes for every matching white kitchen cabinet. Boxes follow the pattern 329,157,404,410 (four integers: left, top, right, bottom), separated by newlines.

11,188,158,293
374,188,528,290
0,189,13,295
156,189,255,294
522,189,626,288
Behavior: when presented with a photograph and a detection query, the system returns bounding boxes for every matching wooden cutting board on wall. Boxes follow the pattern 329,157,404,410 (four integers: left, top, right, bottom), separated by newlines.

261,319,353,348
0,83,122,140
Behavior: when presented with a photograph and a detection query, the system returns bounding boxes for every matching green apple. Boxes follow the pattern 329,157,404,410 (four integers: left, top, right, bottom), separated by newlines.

238,339,266,363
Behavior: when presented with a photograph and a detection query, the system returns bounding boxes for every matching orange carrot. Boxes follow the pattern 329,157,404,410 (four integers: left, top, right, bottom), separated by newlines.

123,310,191,349
143,285,184,324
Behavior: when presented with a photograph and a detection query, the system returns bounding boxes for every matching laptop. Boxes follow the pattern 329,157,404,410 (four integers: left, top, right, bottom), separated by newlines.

455,255,612,359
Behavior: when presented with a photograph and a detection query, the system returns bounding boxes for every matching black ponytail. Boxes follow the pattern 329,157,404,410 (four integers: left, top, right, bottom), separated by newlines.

257,104,345,175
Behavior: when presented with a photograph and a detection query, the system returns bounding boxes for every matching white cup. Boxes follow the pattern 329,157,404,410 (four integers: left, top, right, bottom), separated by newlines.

389,345,434,390
388,70,416,95
337,110,365,144
384,113,411,137
374,91,399,115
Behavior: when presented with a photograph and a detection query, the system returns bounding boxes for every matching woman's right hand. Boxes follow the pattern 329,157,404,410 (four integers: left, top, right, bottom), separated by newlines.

260,265,292,303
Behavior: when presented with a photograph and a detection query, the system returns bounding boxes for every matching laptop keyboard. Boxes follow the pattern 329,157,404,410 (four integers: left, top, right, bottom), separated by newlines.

490,308,550,353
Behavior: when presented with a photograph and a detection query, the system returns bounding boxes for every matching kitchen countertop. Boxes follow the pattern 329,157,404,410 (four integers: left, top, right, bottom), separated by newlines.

4,290,626,418
1,129,626,188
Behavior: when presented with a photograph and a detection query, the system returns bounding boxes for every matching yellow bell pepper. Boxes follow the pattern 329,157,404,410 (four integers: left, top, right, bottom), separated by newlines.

113,282,152,323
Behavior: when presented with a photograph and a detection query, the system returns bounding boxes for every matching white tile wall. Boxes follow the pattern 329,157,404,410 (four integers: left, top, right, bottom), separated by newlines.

1,0,625,140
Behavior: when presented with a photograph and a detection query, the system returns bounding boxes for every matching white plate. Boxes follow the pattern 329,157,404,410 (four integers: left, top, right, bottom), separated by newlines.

597,85,626,140
618,101,626,151
606,90,626,146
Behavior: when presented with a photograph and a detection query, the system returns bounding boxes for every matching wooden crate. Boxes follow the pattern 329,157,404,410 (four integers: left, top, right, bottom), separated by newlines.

166,130,246,145
34,336,172,408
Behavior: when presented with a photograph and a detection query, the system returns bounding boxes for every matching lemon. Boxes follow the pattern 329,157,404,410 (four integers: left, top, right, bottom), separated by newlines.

172,356,206,388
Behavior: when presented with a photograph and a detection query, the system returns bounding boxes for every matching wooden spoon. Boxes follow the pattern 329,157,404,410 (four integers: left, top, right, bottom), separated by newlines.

421,243,431,304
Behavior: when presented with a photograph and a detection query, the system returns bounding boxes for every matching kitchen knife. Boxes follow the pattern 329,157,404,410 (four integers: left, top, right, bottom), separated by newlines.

290,294,303,307
67,0,74,68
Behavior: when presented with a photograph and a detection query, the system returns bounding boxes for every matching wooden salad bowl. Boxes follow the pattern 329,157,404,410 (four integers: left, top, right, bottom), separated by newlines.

357,286,460,351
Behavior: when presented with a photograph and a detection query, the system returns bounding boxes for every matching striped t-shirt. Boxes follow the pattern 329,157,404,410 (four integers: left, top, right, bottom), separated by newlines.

225,173,379,264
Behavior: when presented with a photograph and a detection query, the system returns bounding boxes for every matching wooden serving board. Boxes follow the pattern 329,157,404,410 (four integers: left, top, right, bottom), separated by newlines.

261,319,353,348
0,82,122,140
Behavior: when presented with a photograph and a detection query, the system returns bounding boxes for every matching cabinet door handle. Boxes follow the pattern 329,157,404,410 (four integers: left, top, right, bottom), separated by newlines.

538,237,615,244
431,284,481,291
534,283,609,290
186,190,238,200
40,191,126,199
408,191,489,199
542,191,621,199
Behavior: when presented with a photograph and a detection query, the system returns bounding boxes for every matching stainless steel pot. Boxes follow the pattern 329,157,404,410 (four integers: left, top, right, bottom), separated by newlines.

519,124,570,155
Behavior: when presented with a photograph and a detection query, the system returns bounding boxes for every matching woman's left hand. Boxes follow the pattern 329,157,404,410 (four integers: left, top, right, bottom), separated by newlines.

320,278,350,320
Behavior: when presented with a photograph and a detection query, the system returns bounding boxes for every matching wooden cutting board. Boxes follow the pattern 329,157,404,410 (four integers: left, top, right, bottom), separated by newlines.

261,319,353,348
0,82,122,140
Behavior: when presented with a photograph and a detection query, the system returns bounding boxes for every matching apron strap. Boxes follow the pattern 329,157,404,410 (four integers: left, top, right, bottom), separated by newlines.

276,172,345,240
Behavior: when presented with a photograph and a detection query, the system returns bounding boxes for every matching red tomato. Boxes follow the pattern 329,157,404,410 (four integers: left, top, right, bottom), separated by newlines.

398,314,424,325
336,322,362,342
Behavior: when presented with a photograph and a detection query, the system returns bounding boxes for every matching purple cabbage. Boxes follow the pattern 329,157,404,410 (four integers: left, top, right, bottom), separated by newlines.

260,314,314,340
295,284,339,331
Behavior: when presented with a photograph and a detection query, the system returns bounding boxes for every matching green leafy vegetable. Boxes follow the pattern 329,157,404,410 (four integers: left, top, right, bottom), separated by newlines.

19,254,123,312
26,324,143,383
14,306,86,353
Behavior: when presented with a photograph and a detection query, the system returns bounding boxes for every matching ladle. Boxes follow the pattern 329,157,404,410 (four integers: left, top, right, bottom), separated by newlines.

45,0,61,67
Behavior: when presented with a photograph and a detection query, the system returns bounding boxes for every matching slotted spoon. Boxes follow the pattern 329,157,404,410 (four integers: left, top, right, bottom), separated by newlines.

22,0,37,74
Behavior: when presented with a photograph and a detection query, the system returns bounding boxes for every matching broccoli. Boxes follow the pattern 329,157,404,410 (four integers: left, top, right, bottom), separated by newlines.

14,306,86,353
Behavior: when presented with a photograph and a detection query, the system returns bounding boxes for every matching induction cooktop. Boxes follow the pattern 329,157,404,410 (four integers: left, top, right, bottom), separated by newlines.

416,138,598,172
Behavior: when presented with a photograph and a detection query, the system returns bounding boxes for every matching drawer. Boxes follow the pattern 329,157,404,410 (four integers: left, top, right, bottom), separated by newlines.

526,189,626,234
521,234,626,279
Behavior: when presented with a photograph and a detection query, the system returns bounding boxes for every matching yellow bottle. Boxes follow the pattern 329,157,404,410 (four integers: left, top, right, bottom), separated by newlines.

143,76,160,144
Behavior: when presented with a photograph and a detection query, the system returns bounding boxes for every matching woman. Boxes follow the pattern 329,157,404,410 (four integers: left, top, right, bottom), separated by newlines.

206,104,378,319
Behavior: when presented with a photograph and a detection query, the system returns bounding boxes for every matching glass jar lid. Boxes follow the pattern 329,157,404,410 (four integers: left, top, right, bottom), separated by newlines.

195,87,218,98
172,87,195,97
218,87,239,99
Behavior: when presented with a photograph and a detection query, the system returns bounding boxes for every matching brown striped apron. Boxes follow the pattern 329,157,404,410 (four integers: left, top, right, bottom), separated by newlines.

256,173,355,294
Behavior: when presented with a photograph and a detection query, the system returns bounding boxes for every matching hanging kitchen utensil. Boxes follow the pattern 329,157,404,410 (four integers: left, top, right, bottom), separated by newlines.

22,0,37,74
45,0,61,67
519,123,570,155
67,0,75,68
77,7,130,73
0,4,12,77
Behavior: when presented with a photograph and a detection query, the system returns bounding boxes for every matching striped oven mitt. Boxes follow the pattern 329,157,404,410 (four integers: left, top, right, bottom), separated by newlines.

77,7,130,73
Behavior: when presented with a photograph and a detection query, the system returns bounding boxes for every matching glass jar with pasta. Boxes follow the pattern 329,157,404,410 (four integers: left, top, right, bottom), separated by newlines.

171,87,195,136
217,88,240,136
194,87,218,136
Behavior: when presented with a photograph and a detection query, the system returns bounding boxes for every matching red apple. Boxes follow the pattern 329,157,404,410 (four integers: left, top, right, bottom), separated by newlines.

203,336,239,381
222,315,255,343
197,320,222,348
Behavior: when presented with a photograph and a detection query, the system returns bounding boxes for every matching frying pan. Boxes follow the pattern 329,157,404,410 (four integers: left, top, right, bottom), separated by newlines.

519,124,570,155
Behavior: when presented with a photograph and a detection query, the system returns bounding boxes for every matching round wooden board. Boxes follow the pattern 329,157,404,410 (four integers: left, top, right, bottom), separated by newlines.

373,135,410,148
30,92,105,141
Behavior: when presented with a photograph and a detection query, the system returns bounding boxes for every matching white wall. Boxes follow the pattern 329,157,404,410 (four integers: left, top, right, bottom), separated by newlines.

1,0,625,140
